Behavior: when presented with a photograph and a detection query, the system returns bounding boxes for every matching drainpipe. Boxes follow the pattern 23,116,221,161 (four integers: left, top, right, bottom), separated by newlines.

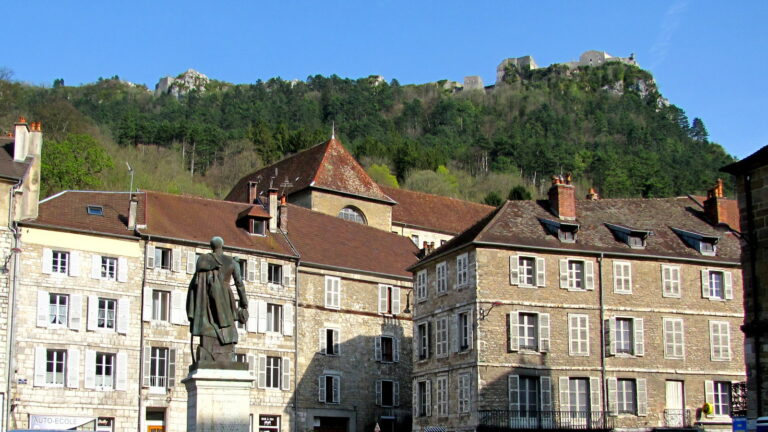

293,258,300,432
597,253,607,413
744,174,763,416
5,180,21,430
138,235,150,432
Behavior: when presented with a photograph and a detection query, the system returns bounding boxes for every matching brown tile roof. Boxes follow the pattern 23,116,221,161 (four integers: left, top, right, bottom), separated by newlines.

24,191,144,237
284,204,419,278
0,137,31,181
380,186,495,235
226,138,394,204
422,196,742,266
140,191,295,256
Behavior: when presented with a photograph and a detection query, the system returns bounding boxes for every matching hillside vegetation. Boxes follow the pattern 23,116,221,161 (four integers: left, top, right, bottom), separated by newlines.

0,63,734,201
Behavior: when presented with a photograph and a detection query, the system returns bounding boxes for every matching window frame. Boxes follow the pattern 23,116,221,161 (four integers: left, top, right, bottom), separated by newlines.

97,298,117,330
614,318,634,355
518,313,539,351
266,303,283,333
101,256,118,281
458,373,471,413
616,379,637,415
151,290,170,322
49,293,69,326
51,250,69,274
713,381,731,416
94,352,115,390
662,265,681,298
613,261,632,294
458,311,470,352
709,320,731,361
154,247,172,270
663,318,685,359
436,262,448,294
45,349,67,387
267,263,283,285
148,347,169,390
265,356,282,389
417,322,429,360
324,276,341,309
338,206,366,225
567,260,585,291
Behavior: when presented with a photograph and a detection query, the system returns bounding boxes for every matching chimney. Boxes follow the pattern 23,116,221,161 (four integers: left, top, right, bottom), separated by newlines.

279,194,288,232
28,121,42,156
13,116,29,162
548,174,576,220
248,181,258,204
268,188,278,232
704,179,731,227
586,188,599,200
128,197,138,230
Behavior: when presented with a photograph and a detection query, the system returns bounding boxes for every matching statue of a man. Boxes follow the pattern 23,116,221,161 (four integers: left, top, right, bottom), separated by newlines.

186,236,249,363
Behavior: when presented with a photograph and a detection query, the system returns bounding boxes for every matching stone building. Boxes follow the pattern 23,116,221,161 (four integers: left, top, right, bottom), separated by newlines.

496,56,539,84
409,177,745,432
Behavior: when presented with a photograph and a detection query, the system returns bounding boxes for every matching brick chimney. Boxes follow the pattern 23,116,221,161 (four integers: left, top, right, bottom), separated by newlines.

586,188,599,200
548,174,576,220
268,188,278,233
248,181,258,204
278,194,288,232
704,179,732,227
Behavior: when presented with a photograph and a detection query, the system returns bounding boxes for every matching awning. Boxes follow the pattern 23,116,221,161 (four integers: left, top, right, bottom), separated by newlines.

29,415,95,430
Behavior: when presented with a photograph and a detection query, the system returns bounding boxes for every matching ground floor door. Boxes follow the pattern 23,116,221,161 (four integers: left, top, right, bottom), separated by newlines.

314,416,348,432
665,380,685,427
146,409,165,432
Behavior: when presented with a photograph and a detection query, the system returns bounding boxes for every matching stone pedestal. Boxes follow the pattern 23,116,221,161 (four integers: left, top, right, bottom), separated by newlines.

183,362,254,432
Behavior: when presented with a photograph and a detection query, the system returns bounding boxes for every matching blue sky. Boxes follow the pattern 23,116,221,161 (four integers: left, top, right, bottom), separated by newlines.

3,0,766,159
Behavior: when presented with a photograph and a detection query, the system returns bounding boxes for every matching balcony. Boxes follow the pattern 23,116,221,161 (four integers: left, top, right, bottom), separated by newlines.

478,410,613,431
662,409,693,428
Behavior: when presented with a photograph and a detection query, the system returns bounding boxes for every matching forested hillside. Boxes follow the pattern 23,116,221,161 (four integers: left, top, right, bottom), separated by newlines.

0,62,734,201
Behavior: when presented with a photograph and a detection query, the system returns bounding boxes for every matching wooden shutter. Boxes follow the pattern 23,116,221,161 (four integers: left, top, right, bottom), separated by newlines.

637,378,648,416
257,301,267,333
34,347,46,386
701,269,710,298
425,379,432,416
87,295,98,331
394,337,400,362
333,329,340,355
282,264,291,286
146,245,155,269
246,259,256,282
540,376,552,411
509,255,519,285
142,346,151,387
378,285,388,313
376,380,382,406
319,328,327,354
117,257,128,282
187,251,197,274
69,294,82,331
258,355,266,389
37,291,49,327
91,254,101,279
509,312,519,352
69,251,81,276
283,303,294,336
585,261,595,290
559,377,570,411
508,375,520,410
704,380,715,415
332,376,340,403
247,297,257,332
172,249,181,272
467,309,474,349
170,291,187,325
606,377,617,415
559,259,569,288
260,260,268,284
247,355,256,384
412,380,418,416
374,336,382,361
539,313,550,352
168,349,177,387
663,319,674,358
42,248,53,274
608,318,616,356
115,351,128,391
468,251,476,287
634,318,645,356
724,271,733,300
281,357,290,390
67,349,80,388
589,377,601,411
394,381,400,407
536,257,546,287
84,350,96,389
142,288,153,322
392,286,401,314
117,298,129,335
451,315,459,353
318,376,326,402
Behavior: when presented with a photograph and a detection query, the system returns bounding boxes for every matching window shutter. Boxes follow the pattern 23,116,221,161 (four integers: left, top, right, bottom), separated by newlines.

170,291,187,325
378,285,387,313
186,251,197,274
467,310,474,348
634,318,645,356
509,255,519,285
146,245,155,269
559,377,570,411
664,319,674,358
709,321,717,360
393,337,401,362
374,336,382,361
258,355,266,389
142,288,153,322
392,286,401,314
608,318,617,356
394,381,400,407
84,350,96,389
412,381,418,416
142,346,151,387
701,269,710,298
540,376,552,411
724,272,733,300
117,298,130,335
637,378,648,416
468,251,477,287
42,248,53,274
116,351,128,391
247,355,256,383
282,264,291,286
245,259,255,282
281,357,290,390
283,303,294,336
87,295,98,331
539,313,550,352
332,376,340,403
376,380,382,406
613,262,620,292
508,375,520,411
117,257,128,282
585,261,595,290
425,379,432,416
34,347,46,386
247,297,257,332
508,313,519,352
589,376,601,411
69,294,82,331
536,257,546,287
704,380,715,412
91,254,101,279
318,376,326,402
333,329,340,355
334,278,341,308
168,349,176,387
451,315,459,353
260,260,268,284
69,251,81,276
257,301,267,333
606,377,618,416
319,328,327,354
559,259,568,288
325,277,332,307
67,349,80,388
171,249,181,272
568,315,577,355
37,291,49,328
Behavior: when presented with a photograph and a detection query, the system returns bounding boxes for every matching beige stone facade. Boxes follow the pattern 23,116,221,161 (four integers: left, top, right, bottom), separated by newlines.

308,191,392,233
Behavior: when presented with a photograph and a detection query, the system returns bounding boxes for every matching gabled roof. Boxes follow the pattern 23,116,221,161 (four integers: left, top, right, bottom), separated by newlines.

380,186,495,235
284,204,419,278
0,136,31,182
226,138,394,204
417,196,741,267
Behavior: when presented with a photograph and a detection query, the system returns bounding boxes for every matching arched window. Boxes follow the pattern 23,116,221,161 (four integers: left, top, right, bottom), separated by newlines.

338,206,367,225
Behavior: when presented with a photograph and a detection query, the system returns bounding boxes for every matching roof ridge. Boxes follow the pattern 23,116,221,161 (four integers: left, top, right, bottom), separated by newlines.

381,185,493,208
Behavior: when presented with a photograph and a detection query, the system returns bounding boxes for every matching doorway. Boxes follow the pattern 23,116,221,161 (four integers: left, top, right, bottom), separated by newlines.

665,380,685,427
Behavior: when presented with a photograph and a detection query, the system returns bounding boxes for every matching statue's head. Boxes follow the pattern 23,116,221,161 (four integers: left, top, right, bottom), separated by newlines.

210,236,224,250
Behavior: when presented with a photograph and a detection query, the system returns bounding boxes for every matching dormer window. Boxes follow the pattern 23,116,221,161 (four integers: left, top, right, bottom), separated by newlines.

671,227,719,256
86,205,104,216
250,219,266,236
605,223,652,249
539,218,579,243
237,206,269,236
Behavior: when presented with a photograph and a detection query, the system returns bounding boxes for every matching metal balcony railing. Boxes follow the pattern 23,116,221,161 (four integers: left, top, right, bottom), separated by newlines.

478,410,614,430
663,409,693,428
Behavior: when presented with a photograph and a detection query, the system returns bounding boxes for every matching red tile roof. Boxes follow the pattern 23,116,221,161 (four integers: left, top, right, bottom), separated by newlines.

284,204,419,278
381,186,495,235
226,138,394,204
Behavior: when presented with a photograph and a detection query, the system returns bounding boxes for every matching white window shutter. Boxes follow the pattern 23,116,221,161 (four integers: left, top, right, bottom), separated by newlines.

34,347,46,386
559,377,570,411
709,321,717,360
283,303,294,336
509,255,519,285
606,377,618,416
634,318,645,356
508,312,519,352
67,349,80,388
142,288,152,322
257,355,266,389
142,346,151,387
117,298,130,335
589,376,601,410
608,318,617,356
117,257,128,282
170,291,186,325
282,264,291,286
318,376,326,402
508,375,520,411
37,291,49,328
585,261,595,290
171,249,181,272
333,329,340,355
69,251,80,276
374,336,382,361
91,254,101,279
324,277,332,307
376,380,382,406
332,376,341,403
451,315,459,353
412,381,418,416
186,251,197,274
87,295,98,331
168,349,177,387
394,381,400,406
664,319,674,358
536,257,546,287
468,251,476,287
613,262,620,292
281,357,290,390
247,259,256,282
257,301,267,333
559,259,568,289
539,313,550,352
392,286,401,314
704,380,715,406
247,355,256,382
42,248,53,274
246,297,257,332
701,269,710,298
319,328,327,354
84,349,96,389
260,260,268,284
637,378,648,416
116,351,128,391
394,337,400,362
724,272,733,300
425,379,432,416
146,245,155,269
69,294,82,331
378,285,387,313
467,309,474,348
540,376,552,411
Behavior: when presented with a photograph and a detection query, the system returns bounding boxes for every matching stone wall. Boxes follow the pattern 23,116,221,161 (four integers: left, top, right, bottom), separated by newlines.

311,191,393,232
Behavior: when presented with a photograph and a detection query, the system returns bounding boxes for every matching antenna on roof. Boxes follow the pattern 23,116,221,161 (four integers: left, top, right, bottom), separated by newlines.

279,176,295,195
331,121,335,140
125,162,135,194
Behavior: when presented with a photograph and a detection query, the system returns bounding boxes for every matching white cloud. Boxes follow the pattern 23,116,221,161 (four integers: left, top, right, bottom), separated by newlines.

650,0,689,70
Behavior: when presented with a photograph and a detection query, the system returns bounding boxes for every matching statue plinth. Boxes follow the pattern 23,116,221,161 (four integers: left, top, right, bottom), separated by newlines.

183,362,253,432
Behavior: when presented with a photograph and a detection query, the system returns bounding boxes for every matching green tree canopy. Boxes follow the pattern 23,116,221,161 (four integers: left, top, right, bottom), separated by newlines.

42,133,113,196
508,185,532,200
366,164,399,188
482,191,503,206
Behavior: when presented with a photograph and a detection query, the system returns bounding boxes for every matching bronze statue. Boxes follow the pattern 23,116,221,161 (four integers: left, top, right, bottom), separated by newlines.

186,236,249,364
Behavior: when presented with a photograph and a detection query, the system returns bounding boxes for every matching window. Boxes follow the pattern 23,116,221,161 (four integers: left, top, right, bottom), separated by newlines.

436,262,448,294
152,290,170,321
609,317,644,356
560,259,594,291
101,256,117,280
148,347,170,389
411,234,420,246
569,314,589,356
436,317,448,357
87,205,104,216
519,313,539,351
417,380,431,417
52,251,69,274
97,298,116,330
519,377,540,416
568,378,590,412
458,373,471,413
417,322,429,360
266,303,283,333
265,356,281,389
710,321,731,361
568,260,584,290
250,219,266,235
672,227,719,256
95,353,115,389
700,269,733,300
519,257,535,286
712,381,731,416
154,247,172,270
663,318,684,359
627,235,645,248
416,270,427,301
509,311,550,353
456,253,469,288
319,375,340,403
709,271,724,299
377,380,399,407
258,356,290,390
615,318,633,354
46,350,66,386
321,328,339,356
324,276,340,309
662,265,681,297
338,206,366,224
509,376,552,419
378,284,401,315
617,379,637,414
613,261,632,294
49,294,69,326
436,375,448,416
510,255,546,287
608,377,647,416
268,264,282,285
377,335,398,363
459,311,471,352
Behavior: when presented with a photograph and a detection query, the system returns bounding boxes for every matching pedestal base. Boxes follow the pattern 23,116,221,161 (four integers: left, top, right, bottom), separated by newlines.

183,364,254,432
